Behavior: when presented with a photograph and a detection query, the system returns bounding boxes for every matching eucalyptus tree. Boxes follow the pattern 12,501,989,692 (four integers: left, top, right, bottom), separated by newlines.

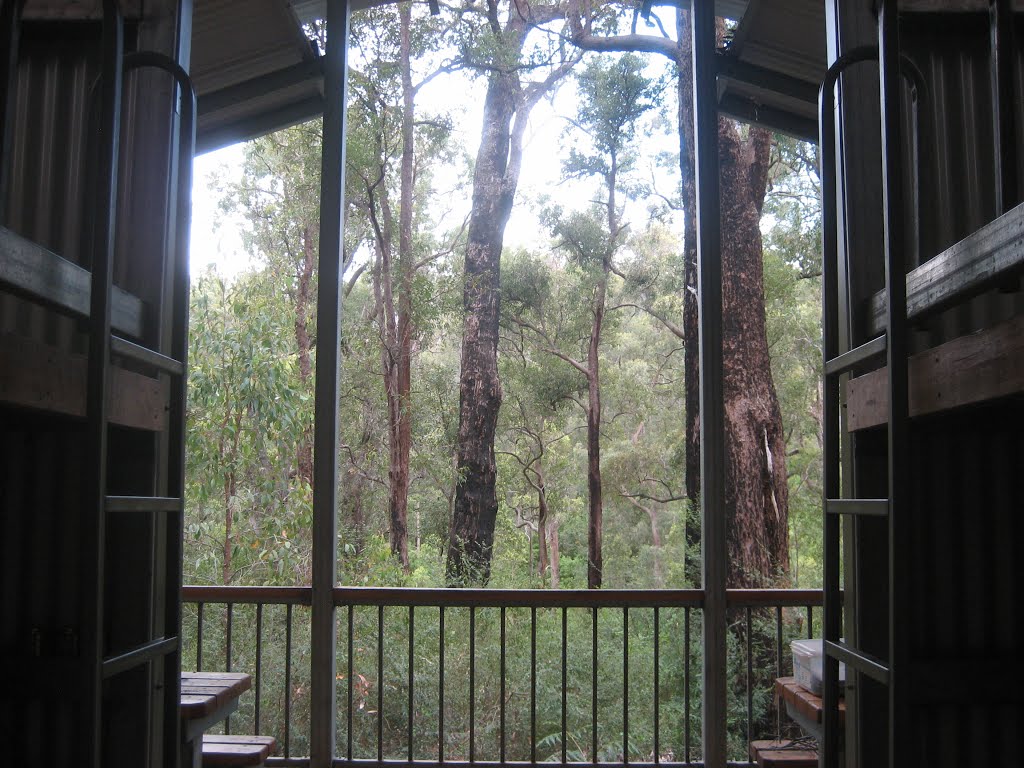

542,54,660,587
446,0,582,585
345,1,463,570
499,251,583,585
566,2,790,587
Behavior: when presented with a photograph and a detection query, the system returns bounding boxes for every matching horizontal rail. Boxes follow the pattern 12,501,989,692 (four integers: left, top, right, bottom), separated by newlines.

182,587,829,766
183,585,312,605
332,586,705,608
0,225,145,338
103,636,178,678
867,200,1024,334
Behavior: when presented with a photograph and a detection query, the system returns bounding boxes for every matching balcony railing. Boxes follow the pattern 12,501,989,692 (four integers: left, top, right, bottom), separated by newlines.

181,586,823,768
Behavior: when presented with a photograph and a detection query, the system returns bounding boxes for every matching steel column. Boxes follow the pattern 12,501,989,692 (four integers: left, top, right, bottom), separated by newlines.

311,1,350,765
691,2,726,766
83,4,123,764
878,3,909,767
990,0,1019,212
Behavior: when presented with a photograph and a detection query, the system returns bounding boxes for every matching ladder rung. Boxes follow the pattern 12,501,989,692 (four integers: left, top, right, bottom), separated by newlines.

825,498,889,517
824,640,890,685
102,636,178,678
824,334,887,377
105,495,183,514
111,334,184,376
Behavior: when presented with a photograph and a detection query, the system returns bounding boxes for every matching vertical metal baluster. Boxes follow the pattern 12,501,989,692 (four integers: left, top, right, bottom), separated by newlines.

409,605,415,762
592,606,598,762
654,607,660,765
285,604,293,758
470,606,476,763
439,605,445,764
255,603,263,734
623,606,629,764
776,606,783,677
347,605,354,761
378,604,384,763
500,606,506,765
684,607,690,766
196,602,204,670
562,607,568,765
531,606,537,763
807,606,813,639
226,603,234,734
776,605,784,739
746,607,753,755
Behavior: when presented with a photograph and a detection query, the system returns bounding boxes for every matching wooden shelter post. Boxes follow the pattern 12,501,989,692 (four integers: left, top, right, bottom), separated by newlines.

691,2,727,766
311,1,350,765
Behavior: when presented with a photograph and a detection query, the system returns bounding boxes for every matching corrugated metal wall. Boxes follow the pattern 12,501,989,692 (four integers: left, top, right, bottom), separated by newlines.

836,7,1024,768
0,10,182,766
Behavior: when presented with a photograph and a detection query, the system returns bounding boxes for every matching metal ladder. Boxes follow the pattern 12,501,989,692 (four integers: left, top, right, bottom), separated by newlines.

19,1,198,764
817,2,913,766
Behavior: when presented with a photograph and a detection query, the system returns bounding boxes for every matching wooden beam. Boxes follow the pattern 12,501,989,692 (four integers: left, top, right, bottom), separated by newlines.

846,315,1024,431
0,333,165,431
0,226,146,339
867,202,1024,336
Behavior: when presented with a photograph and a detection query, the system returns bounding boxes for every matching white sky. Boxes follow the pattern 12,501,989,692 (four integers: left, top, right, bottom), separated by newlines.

189,47,680,281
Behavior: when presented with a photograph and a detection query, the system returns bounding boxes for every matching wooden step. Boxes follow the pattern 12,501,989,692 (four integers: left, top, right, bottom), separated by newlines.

201,734,275,767
749,739,818,767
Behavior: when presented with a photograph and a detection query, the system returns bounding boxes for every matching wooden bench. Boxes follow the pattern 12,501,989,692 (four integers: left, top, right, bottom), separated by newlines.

749,739,818,767
201,734,276,767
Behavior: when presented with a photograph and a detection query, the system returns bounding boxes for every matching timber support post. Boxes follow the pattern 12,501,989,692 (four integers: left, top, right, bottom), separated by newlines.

311,1,350,766
691,2,727,766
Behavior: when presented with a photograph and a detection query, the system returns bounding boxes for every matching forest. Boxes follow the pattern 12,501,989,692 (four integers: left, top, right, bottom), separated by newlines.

180,2,826,760
182,0,824,594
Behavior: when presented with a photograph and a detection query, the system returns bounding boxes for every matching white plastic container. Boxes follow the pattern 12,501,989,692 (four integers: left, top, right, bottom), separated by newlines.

791,638,845,695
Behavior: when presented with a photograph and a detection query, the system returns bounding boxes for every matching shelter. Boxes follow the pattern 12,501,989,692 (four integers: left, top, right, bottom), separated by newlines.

1,0,1021,766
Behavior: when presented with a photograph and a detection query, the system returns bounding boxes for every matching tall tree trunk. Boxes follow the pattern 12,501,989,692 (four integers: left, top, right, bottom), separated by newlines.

548,517,560,588
295,228,316,486
718,122,789,587
567,6,789,588
448,1,574,584
535,456,550,580
447,66,516,584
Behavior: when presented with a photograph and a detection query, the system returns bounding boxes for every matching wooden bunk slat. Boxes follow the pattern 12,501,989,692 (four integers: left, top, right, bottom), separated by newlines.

868,202,1024,335
0,333,165,431
0,225,145,339
847,314,1024,431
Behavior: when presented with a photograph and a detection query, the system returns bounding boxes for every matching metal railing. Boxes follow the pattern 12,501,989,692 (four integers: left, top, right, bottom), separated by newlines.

182,586,824,768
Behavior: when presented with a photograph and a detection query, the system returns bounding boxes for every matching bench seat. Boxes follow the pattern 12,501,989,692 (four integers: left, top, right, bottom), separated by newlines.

202,734,276,767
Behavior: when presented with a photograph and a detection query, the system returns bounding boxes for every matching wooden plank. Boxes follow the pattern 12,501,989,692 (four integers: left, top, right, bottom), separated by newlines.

868,202,1024,336
749,740,817,767
847,315,1024,431
0,333,164,430
0,226,145,339
774,677,846,725
201,734,274,767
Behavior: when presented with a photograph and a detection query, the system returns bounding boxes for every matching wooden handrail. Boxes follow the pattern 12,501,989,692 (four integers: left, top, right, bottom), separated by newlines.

180,585,829,610
181,585,312,605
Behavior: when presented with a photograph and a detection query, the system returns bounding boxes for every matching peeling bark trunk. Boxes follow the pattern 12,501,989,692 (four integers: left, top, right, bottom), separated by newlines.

446,66,515,583
536,457,549,579
718,122,789,587
448,1,574,584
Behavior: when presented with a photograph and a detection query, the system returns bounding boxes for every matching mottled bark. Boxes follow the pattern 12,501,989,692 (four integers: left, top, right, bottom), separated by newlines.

448,0,573,584
568,7,789,588
446,65,516,584
535,457,549,579
718,122,789,587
